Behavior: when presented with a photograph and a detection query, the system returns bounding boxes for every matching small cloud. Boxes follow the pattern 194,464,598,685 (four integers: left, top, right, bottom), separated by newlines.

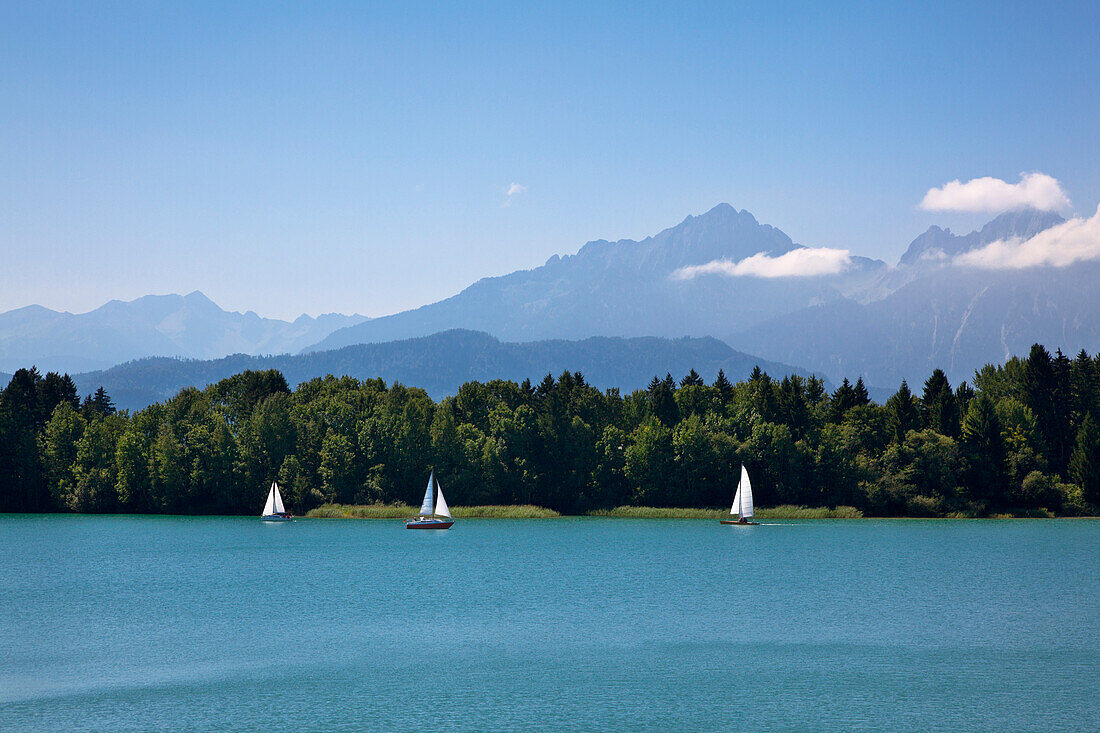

502,182,527,207
919,172,1071,213
673,247,853,280
954,204,1100,270
920,248,948,262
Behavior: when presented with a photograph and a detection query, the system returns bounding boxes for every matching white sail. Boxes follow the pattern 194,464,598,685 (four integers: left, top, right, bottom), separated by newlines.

262,484,276,516
435,480,451,518
739,465,754,518
419,471,435,516
730,472,742,516
272,482,286,514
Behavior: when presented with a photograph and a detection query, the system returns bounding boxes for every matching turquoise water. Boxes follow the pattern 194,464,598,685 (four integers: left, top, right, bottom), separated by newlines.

1,516,1097,732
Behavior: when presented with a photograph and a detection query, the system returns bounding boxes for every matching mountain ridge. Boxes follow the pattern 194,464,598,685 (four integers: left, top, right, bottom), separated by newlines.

70,329,813,410
310,203,887,351
0,291,368,373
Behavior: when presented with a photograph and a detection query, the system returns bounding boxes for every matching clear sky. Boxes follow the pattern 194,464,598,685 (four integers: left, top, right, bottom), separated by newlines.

2,1,1097,320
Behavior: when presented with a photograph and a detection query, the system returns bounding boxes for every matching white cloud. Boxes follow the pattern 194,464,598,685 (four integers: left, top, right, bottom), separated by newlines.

673,247,853,280
919,172,1071,213
501,182,527,207
954,204,1100,270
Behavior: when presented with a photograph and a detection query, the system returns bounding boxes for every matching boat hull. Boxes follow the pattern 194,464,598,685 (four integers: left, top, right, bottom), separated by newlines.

405,519,454,530
720,519,758,525
261,514,295,522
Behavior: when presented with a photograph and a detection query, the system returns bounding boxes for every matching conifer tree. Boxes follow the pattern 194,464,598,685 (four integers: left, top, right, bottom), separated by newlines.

954,381,975,417
680,369,704,388
829,378,856,423
1070,350,1097,422
921,369,959,437
961,394,1007,508
885,380,920,444
713,369,733,405
1068,415,1100,506
648,376,680,427
806,376,826,405
853,377,870,406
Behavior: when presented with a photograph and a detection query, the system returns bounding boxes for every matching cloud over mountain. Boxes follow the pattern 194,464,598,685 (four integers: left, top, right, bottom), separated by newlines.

955,204,1100,270
673,247,852,279
919,172,1070,213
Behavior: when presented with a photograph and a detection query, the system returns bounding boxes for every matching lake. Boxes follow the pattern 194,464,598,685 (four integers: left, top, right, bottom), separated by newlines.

1,516,1097,731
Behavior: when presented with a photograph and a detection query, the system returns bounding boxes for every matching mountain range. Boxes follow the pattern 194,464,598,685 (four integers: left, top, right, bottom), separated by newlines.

312,204,888,350
0,292,367,374
312,204,1095,387
4,203,1096,394
71,330,807,410
731,209,1098,385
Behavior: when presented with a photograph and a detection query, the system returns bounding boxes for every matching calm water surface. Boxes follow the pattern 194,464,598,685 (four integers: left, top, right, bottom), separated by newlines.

1,516,1097,732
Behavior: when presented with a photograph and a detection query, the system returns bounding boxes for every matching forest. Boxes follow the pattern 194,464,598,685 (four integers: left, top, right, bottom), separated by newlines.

0,344,1097,517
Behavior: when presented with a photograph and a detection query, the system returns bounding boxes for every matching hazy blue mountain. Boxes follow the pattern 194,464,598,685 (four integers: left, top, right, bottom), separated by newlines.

898,209,1066,267
309,204,1093,392
0,291,368,373
733,211,1095,387
8,204,1092,394
311,204,888,350
72,329,812,410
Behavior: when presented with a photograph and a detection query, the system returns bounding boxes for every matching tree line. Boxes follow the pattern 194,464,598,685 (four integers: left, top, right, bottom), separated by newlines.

1,344,1097,516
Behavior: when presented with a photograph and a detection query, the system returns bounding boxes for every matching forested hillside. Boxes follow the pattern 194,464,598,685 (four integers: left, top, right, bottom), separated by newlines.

1,345,1097,517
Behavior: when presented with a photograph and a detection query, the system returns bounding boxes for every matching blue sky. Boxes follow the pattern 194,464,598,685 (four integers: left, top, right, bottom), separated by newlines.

2,1,1097,320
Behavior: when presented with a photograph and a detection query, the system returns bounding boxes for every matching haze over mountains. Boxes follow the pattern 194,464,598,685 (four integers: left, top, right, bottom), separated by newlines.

0,292,367,374
734,209,1099,385
312,204,1096,386
72,330,805,410
4,203,1097,395
313,204,889,350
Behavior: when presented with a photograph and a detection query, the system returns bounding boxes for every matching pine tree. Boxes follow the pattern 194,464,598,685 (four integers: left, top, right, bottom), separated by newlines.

1070,350,1097,422
806,376,826,405
1050,349,1075,473
961,393,1008,509
648,377,680,427
853,377,870,406
954,381,975,417
1023,343,1056,461
39,372,80,418
1068,415,1100,506
713,369,733,405
885,380,920,443
680,369,705,388
90,387,116,416
0,368,48,510
829,378,856,423
922,369,959,437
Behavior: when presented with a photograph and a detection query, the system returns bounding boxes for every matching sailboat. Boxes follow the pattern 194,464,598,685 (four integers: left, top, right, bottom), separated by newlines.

405,470,454,529
260,481,294,522
720,465,758,525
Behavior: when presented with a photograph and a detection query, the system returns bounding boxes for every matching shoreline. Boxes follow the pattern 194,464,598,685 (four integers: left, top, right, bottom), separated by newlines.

2,508,1092,520
303,503,1092,520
